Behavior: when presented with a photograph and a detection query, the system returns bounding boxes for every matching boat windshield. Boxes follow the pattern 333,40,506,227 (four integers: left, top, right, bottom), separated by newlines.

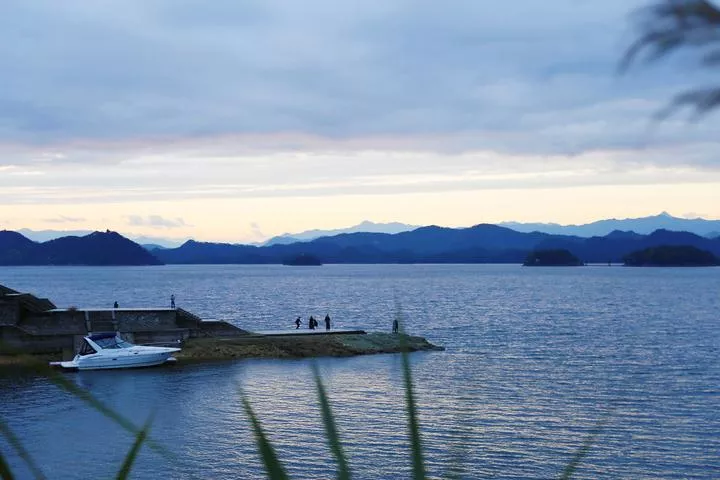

93,337,133,349
78,340,97,356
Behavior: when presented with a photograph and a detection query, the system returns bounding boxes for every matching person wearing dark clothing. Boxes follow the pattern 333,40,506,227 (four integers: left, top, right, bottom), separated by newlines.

324,314,331,331
309,316,316,330
113,301,119,309
295,317,302,329
170,294,176,309
392,318,399,334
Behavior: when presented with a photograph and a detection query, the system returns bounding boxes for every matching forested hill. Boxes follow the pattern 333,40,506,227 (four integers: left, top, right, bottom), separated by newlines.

0,230,162,266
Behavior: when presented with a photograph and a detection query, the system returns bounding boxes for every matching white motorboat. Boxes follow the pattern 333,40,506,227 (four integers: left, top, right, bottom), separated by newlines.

52,333,180,370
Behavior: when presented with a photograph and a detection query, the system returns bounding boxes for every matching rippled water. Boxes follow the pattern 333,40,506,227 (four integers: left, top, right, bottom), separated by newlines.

1,265,719,479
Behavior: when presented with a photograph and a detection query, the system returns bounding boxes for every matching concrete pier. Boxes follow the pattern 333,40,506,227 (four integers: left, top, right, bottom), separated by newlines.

0,284,247,357
0,283,443,363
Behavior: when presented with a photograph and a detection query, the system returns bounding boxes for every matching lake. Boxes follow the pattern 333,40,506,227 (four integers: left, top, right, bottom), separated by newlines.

1,264,719,479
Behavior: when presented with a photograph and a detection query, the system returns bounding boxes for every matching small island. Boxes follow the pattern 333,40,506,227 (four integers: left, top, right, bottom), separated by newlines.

523,249,583,266
282,253,323,266
623,245,720,267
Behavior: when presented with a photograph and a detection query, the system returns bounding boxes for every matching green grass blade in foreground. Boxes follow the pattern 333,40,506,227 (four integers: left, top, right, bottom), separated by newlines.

0,450,14,480
0,417,45,480
41,367,172,459
558,416,609,480
241,395,290,480
312,364,351,480
396,317,426,480
116,415,153,480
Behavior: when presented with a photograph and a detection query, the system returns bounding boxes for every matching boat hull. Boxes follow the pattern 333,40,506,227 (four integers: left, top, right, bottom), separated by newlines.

59,350,179,370
51,334,181,371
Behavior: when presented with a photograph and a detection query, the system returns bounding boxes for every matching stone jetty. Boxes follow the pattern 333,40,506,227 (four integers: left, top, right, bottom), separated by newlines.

0,284,442,364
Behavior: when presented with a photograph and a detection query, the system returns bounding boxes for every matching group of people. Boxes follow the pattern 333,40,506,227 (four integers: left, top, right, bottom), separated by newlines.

295,314,331,331
291,314,400,333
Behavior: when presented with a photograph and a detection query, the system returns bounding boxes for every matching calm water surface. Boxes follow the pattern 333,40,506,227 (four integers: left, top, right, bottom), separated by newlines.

1,264,719,479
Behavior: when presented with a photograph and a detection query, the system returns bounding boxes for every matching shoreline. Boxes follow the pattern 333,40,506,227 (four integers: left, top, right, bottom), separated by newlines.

0,332,444,367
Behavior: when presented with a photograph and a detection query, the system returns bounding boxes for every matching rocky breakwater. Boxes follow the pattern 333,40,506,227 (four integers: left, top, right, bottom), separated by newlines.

175,332,444,363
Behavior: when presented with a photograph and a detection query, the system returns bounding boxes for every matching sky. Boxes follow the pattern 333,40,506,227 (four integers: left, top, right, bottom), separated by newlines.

1,0,719,243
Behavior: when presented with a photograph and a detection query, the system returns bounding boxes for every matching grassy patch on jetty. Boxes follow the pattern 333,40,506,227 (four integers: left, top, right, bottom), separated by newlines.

175,332,442,363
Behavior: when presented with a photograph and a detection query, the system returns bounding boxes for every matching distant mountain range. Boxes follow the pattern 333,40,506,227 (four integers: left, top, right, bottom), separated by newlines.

499,212,720,238
261,221,419,246
9,214,718,249
153,225,720,265
3,214,720,266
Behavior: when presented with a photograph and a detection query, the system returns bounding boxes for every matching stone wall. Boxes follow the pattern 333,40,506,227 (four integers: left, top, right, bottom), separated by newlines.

0,326,74,354
192,320,249,338
1,304,247,355
116,310,177,332
18,312,87,335
132,329,189,346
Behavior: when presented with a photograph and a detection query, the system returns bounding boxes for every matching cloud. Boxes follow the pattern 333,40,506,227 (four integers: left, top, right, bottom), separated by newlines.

42,215,86,223
0,0,716,160
0,0,718,218
248,222,265,241
681,212,707,219
126,215,190,229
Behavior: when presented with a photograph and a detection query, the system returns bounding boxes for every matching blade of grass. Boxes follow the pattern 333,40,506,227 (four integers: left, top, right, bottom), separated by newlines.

116,414,153,480
311,364,351,480
0,449,14,480
1,349,172,460
40,366,173,459
401,347,426,480
241,395,290,480
558,415,610,480
395,304,426,480
0,417,45,480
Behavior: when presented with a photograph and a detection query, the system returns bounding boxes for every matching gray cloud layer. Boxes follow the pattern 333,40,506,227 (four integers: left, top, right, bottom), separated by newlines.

1,0,715,156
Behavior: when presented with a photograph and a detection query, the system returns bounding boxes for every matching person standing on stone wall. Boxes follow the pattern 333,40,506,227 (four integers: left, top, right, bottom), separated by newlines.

324,314,331,331
113,301,119,309
170,294,176,309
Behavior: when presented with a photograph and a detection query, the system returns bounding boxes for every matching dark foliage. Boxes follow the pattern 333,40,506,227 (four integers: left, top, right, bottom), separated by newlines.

623,244,720,266
623,0,720,117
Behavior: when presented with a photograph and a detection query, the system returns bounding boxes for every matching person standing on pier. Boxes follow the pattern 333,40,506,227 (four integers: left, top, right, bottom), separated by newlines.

392,318,399,334
295,317,302,329
324,314,331,331
170,294,176,309
113,301,119,309
309,315,316,330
